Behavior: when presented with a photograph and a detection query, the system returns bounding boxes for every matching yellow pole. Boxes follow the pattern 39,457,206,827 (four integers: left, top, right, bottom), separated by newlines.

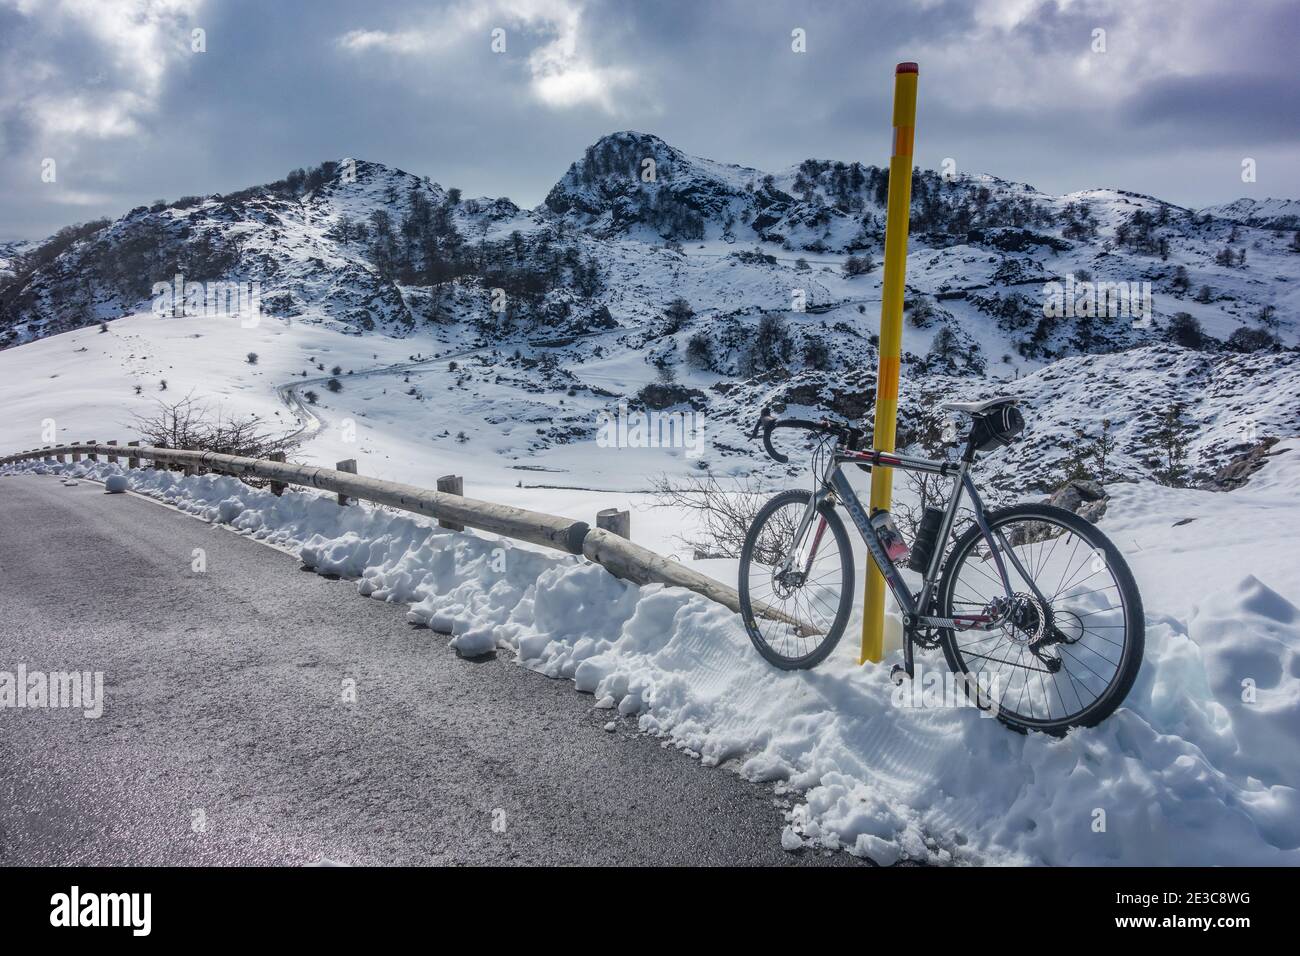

861,61,918,665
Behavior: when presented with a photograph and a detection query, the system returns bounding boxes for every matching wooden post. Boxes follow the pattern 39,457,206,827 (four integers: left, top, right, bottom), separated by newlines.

336,459,357,505
72,445,82,463
87,440,98,462
166,444,193,476
127,441,140,469
107,439,118,463
436,475,464,531
268,451,286,496
596,508,631,539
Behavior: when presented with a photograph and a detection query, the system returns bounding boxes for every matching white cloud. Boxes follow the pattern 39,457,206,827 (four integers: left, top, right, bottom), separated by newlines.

524,2,632,112
336,0,635,113
530,62,632,112
918,0,1292,114
46,186,114,205
1,0,202,144
337,30,425,54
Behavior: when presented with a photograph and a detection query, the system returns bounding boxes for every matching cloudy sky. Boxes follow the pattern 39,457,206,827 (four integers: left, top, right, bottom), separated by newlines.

2,0,1297,240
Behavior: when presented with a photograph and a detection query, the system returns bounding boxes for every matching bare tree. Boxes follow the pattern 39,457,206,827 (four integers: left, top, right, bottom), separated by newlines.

648,473,773,559
132,393,301,460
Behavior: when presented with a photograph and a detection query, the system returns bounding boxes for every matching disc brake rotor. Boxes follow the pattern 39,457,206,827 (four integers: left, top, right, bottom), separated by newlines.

771,567,806,600
992,592,1049,647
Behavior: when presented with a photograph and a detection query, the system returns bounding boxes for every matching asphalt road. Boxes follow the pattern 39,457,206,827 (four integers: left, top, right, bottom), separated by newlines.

0,474,859,866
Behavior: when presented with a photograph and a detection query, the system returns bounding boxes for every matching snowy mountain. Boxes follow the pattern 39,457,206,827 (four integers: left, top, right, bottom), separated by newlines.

1199,197,1300,231
1,131,1297,492
544,130,878,251
0,239,34,283
1,160,457,344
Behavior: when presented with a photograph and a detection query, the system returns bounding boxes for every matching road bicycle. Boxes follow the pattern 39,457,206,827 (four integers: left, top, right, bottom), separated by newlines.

739,398,1144,733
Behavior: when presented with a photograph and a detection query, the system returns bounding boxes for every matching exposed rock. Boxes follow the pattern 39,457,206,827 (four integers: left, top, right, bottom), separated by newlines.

633,383,708,411
1077,498,1109,523
778,370,875,421
965,227,1071,253
1205,437,1281,491
1046,478,1108,522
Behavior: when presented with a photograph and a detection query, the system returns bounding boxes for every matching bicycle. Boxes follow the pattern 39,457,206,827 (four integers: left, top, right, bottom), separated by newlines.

738,398,1144,734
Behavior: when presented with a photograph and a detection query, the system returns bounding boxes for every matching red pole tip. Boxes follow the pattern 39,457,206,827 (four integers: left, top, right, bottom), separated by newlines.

896,61,919,74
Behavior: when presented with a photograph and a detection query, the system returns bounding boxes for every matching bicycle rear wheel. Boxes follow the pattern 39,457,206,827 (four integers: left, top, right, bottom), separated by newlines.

739,489,854,669
937,503,1144,733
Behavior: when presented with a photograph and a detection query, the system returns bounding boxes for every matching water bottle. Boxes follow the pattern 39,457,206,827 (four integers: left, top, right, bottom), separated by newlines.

870,511,910,563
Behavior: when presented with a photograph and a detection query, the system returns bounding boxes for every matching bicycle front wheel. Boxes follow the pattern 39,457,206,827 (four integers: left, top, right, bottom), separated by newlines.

937,503,1144,733
738,489,854,670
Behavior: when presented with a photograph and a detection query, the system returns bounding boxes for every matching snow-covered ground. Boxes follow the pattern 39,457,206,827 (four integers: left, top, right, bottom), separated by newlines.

0,310,703,557
7,437,1297,866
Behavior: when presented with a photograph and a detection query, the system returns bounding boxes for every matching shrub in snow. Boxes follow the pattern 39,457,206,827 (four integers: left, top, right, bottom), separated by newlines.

1227,326,1279,352
1167,312,1204,349
134,394,299,459
843,253,874,276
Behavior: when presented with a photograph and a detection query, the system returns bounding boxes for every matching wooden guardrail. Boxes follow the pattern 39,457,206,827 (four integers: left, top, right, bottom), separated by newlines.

0,442,803,629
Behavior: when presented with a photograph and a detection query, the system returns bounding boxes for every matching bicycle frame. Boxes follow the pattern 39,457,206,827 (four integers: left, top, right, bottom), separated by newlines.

781,443,1052,678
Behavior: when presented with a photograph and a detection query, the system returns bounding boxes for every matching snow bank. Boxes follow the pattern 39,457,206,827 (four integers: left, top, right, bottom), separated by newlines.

7,459,1298,865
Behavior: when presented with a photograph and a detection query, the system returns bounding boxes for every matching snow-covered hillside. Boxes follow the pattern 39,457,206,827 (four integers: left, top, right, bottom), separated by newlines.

4,132,1297,358
0,239,33,283
1200,197,1300,230
3,132,1295,493
1,131,1296,562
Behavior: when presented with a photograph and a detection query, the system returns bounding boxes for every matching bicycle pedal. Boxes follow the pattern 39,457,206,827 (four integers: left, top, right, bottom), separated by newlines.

889,663,909,686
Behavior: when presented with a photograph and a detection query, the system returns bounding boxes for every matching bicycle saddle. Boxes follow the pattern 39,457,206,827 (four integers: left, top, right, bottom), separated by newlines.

942,396,1020,416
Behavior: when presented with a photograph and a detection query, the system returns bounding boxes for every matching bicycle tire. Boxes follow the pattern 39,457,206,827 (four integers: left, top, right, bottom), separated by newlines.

936,503,1144,733
739,489,855,670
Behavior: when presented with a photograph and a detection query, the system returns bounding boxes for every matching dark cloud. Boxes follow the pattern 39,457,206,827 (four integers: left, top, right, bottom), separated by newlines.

1128,72,1300,144
1,0,1296,240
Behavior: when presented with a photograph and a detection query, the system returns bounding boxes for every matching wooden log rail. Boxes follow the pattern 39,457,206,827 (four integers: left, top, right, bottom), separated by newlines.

1,443,808,630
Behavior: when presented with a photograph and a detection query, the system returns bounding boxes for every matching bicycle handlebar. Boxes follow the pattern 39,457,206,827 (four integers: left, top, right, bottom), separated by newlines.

749,407,864,465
